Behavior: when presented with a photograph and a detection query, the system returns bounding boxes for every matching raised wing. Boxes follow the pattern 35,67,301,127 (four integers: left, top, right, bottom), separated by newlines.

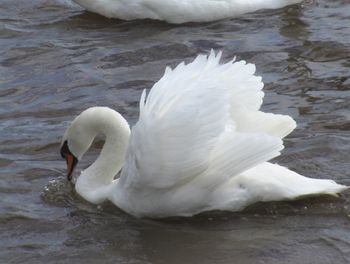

221,56,296,138
119,51,285,191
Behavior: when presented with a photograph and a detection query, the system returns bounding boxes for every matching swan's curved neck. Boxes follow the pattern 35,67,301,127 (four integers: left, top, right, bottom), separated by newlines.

75,108,130,204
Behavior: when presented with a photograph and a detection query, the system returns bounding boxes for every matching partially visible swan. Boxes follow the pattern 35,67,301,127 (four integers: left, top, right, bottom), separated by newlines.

72,0,303,24
61,51,347,218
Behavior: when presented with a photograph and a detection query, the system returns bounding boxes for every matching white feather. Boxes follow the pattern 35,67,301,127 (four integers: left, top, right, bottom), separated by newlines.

211,162,346,211
72,0,303,23
122,51,231,189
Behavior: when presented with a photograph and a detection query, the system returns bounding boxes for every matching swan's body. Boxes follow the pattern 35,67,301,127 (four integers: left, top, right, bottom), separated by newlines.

72,0,303,24
61,51,347,218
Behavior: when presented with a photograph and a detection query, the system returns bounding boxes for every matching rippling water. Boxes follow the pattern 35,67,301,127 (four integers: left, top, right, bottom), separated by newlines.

1,0,350,263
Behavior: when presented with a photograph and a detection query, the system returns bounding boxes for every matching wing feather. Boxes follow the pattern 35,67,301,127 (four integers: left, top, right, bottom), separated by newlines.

120,51,288,191
198,131,284,188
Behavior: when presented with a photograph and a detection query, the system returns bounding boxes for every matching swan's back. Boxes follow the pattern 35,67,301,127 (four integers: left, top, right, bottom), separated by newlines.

73,0,303,23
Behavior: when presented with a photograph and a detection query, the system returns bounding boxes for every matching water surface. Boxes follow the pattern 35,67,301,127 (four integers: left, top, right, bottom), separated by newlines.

1,0,350,263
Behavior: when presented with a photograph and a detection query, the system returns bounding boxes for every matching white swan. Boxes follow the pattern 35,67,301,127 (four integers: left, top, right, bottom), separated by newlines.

72,0,303,24
60,51,347,218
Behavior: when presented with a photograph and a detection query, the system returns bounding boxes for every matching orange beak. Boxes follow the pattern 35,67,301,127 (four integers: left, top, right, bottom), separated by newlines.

60,141,78,181
65,153,77,181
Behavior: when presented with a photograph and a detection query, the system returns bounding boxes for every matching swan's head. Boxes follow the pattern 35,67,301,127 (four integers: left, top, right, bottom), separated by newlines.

60,109,97,180
60,107,130,181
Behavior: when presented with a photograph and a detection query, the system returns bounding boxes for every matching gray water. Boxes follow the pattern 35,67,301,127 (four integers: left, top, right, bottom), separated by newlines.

1,0,350,263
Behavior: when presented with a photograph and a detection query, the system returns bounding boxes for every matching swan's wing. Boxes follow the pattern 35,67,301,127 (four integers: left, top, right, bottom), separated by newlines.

233,110,296,138
122,52,230,189
120,51,284,190
223,58,296,138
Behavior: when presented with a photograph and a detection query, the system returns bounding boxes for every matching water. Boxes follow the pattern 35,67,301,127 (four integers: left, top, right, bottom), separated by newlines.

1,0,350,263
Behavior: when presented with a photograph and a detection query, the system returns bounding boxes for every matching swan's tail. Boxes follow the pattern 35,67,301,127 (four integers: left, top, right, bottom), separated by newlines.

210,162,348,211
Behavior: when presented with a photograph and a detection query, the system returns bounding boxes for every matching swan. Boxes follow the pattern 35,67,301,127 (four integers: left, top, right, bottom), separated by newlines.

60,51,347,218
71,0,303,24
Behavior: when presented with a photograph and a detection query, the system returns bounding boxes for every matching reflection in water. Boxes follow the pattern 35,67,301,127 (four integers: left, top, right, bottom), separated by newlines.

1,0,350,263
279,4,309,40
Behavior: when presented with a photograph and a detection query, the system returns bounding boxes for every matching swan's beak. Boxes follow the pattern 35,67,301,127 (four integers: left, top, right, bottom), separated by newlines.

60,141,78,181
65,153,78,181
